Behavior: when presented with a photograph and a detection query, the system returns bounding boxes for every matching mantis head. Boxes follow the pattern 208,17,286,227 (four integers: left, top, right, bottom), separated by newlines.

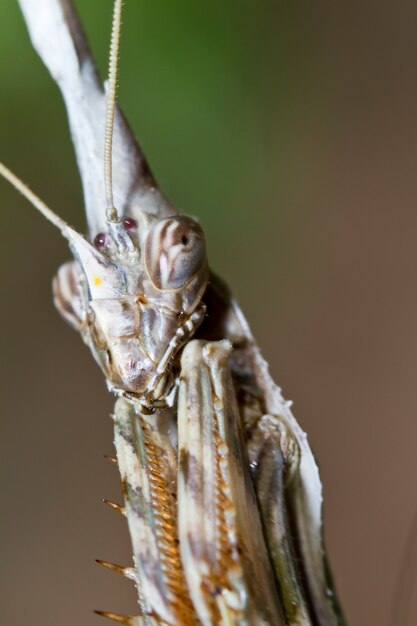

0,0,209,406
54,210,208,404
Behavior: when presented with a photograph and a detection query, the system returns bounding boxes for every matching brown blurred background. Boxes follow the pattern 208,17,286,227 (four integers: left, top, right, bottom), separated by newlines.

1,1,417,625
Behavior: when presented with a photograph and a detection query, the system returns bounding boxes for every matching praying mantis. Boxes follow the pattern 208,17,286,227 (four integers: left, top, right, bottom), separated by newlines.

0,1,346,624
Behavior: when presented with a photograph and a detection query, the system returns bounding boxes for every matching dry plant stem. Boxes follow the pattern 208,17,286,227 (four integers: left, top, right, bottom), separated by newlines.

15,1,346,624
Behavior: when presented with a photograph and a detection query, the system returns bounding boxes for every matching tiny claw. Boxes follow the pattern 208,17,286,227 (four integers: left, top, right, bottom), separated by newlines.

103,454,118,464
96,559,135,580
94,610,141,625
102,498,126,516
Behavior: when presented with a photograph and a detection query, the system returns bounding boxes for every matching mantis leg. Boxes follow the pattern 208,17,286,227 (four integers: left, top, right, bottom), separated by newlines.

248,416,346,626
113,399,198,625
177,339,285,626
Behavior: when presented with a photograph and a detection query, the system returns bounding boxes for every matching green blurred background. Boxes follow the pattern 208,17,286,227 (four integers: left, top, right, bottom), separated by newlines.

1,1,417,624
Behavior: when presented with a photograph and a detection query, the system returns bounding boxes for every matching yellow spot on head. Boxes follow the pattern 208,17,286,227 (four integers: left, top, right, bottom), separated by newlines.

94,276,102,286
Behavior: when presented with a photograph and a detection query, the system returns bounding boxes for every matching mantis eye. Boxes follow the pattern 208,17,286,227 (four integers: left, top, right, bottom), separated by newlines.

144,216,207,290
123,217,137,232
94,232,110,250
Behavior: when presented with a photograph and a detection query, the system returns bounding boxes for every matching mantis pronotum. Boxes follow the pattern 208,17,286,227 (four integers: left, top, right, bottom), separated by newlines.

1,1,345,624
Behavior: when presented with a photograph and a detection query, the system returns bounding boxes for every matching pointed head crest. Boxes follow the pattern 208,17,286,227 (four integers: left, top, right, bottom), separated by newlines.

61,0,209,401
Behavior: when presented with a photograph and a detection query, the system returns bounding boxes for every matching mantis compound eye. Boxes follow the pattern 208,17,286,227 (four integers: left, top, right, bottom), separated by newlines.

123,217,137,232
94,232,110,250
144,216,207,290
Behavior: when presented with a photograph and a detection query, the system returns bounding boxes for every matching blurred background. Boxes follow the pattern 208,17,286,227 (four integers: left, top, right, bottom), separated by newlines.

1,1,417,624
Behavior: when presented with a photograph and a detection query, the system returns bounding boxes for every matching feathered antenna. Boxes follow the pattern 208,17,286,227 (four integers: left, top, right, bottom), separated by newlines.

104,0,123,222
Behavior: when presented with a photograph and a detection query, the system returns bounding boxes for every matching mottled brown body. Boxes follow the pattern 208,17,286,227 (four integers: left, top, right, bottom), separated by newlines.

1,1,347,625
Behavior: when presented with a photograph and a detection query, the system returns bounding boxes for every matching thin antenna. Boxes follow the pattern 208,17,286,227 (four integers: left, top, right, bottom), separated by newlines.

104,0,123,221
0,161,68,233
